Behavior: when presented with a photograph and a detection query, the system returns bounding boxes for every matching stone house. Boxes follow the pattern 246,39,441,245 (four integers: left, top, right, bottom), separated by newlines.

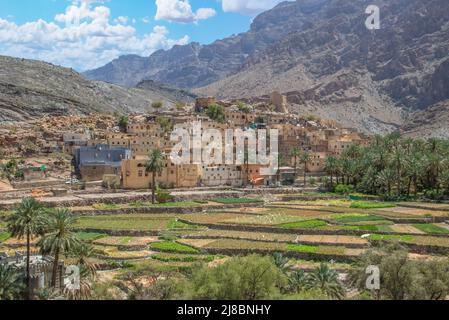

75,144,131,182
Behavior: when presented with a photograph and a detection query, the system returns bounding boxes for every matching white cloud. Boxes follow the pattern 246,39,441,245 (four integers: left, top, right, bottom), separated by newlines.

155,0,216,23
0,0,189,71
221,0,284,15
115,16,129,24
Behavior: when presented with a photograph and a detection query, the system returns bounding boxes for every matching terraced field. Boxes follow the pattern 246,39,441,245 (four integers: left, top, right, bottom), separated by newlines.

2,197,449,274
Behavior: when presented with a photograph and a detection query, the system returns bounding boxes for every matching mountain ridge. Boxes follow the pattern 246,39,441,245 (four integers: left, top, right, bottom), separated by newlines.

0,55,195,122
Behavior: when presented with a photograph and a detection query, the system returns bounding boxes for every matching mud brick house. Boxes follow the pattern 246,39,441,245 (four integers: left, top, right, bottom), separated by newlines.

121,157,201,189
75,144,131,182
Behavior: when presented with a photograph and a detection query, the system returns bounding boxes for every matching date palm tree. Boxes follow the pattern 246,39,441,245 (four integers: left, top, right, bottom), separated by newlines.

7,197,46,299
0,264,24,300
288,269,307,294
300,152,311,187
38,208,80,288
145,149,165,204
306,263,345,300
70,243,98,279
324,156,337,188
290,147,301,178
377,168,396,198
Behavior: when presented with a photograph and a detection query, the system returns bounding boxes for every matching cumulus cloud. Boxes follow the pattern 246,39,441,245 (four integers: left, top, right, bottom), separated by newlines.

0,0,189,71
155,0,216,23
221,0,284,15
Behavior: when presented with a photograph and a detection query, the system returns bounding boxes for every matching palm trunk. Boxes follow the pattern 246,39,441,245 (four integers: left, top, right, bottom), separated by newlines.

407,178,412,198
26,232,31,300
303,163,307,187
152,172,156,204
52,248,60,288
294,156,297,178
330,173,334,188
414,176,418,198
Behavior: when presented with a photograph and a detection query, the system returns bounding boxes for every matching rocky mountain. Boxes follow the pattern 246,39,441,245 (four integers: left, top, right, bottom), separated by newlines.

135,80,197,103
0,56,194,122
84,0,328,88
85,0,449,136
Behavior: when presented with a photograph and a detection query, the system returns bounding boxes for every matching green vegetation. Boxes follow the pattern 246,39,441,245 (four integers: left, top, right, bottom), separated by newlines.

76,232,107,242
152,253,215,263
287,244,318,253
278,219,327,229
145,149,165,204
76,215,176,231
0,232,11,242
150,241,199,254
167,219,198,230
369,234,415,242
151,101,163,109
331,213,386,223
350,244,449,300
211,197,263,204
324,135,449,200
349,201,396,209
412,224,449,235
205,104,226,123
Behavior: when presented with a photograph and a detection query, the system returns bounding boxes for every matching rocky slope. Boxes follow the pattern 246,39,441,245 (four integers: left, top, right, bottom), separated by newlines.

135,80,197,103
401,100,449,138
85,0,449,135
0,56,194,122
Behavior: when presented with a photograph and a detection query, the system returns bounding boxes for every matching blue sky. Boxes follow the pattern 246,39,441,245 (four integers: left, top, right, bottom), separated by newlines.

0,0,285,71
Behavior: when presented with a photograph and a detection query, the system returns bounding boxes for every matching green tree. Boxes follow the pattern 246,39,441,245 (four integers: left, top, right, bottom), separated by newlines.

288,270,307,294
115,114,129,133
0,264,24,300
70,243,98,279
7,197,46,299
206,104,226,123
349,244,417,300
324,156,338,188
38,208,80,287
145,149,165,204
290,148,301,178
185,255,286,300
156,117,173,135
300,152,311,187
306,263,345,300
152,101,163,110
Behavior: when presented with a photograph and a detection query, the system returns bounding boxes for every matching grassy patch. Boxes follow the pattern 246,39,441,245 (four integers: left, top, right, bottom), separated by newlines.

342,225,381,232
152,253,215,263
349,201,396,209
167,220,199,230
0,232,11,243
278,219,327,229
369,234,414,242
150,241,199,254
412,224,449,235
76,232,108,242
331,213,387,224
287,244,346,255
76,215,178,231
287,244,318,253
211,198,263,204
